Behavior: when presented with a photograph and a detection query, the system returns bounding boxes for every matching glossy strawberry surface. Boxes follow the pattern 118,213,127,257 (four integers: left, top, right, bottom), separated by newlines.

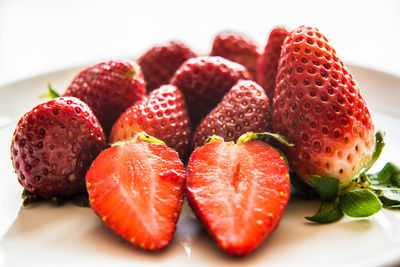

171,56,251,127
211,32,260,79
64,60,146,136
138,41,196,92
110,85,191,159
256,26,288,103
272,26,375,186
11,97,107,199
192,80,270,149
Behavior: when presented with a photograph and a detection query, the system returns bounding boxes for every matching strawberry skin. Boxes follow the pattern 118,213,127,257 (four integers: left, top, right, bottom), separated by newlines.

86,137,186,250
138,41,197,92
10,97,107,199
109,85,191,159
192,80,270,149
170,56,251,127
272,26,375,187
64,60,146,136
256,26,289,104
211,32,261,79
187,139,290,256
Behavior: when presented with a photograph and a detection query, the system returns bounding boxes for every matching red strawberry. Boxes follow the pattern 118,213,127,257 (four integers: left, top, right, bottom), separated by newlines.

138,41,197,92
10,97,107,199
170,56,251,127
211,32,261,79
256,26,289,103
109,85,191,159
272,26,375,187
64,60,146,136
86,133,186,251
187,135,290,256
192,80,270,149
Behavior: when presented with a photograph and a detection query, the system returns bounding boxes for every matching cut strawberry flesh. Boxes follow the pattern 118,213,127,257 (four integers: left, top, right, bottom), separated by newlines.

187,140,290,255
86,140,185,250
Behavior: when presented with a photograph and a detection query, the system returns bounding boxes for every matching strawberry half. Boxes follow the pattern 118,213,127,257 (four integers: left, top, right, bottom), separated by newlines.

64,60,146,136
138,41,197,92
10,97,107,199
187,134,290,256
86,133,186,250
109,85,191,160
211,32,261,79
272,26,375,187
192,80,270,149
256,26,289,103
170,56,251,127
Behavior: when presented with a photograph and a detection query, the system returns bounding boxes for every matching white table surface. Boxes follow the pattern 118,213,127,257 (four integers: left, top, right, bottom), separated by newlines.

0,0,399,87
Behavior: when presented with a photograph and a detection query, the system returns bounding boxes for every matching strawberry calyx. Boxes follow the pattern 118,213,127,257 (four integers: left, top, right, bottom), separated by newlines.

112,131,167,147
306,131,400,223
236,132,292,147
133,131,167,146
203,132,292,147
40,83,60,99
204,135,225,144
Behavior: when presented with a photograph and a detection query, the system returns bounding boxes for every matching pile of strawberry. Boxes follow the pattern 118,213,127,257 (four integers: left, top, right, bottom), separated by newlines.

10,26,400,256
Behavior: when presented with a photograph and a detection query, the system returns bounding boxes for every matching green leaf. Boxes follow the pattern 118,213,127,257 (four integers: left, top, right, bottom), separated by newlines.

40,83,60,99
290,172,318,199
237,132,293,147
310,176,340,202
306,199,343,223
359,131,385,175
368,162,400,207
340,189,382,218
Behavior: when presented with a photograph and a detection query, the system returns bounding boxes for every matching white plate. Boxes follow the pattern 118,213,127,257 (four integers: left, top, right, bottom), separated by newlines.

0,64,400,267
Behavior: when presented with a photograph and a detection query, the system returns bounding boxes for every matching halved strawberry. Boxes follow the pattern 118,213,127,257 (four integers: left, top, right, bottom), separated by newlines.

86,133,186,250
186,134,290,256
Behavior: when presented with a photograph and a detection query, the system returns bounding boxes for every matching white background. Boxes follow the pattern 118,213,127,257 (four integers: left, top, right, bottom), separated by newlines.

0,0,399,87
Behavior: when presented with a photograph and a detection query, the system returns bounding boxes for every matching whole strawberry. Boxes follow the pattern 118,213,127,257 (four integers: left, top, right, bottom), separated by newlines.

10,97,107,199
63,60,146,136
110,85,191,159
192,80,270,149
272,26,375,187
211,32,261,79
170,56,251,127
256,26,289,103
138,41,197,92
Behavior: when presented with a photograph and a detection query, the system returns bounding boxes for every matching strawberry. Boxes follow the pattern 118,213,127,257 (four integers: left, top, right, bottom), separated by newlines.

109,85,191,159
63,60,146,136
10,97,107,199
211,32,261,79
192,80,270,149
187,134,290,256
256,26,289,103
138,41,197,92
272,26,375,187
170,56,251,127
86,133,186,250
